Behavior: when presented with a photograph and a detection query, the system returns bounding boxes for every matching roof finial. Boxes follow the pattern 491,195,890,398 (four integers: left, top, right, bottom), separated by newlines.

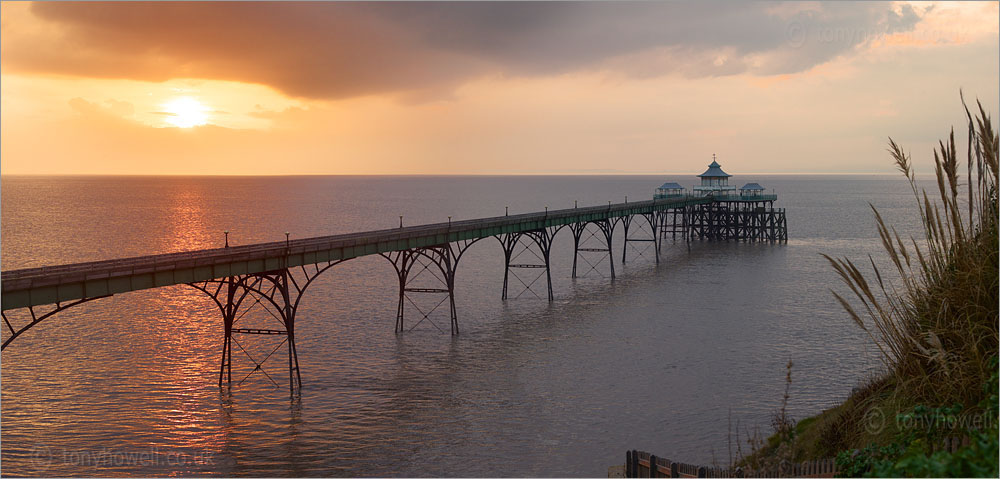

713,153,716,162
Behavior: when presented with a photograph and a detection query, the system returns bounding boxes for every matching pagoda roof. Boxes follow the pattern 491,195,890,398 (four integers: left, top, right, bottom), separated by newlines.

658,182,684,189
740,183,765,190
698,160,732,178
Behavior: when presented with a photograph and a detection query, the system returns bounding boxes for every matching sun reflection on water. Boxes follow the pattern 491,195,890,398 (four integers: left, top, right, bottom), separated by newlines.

162,183,213,253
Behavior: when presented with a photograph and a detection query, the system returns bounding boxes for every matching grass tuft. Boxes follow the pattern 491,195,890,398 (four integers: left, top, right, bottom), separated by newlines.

823,96,998,410
746,96,998,473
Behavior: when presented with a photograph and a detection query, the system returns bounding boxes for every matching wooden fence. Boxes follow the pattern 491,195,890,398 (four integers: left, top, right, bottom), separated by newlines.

625,437,971,478
625,450,836,478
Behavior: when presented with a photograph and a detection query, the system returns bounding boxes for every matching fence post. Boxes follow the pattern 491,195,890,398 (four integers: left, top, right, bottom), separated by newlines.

697,466,706,477
626,450,633,478
631,450,640,479
671,462,679,478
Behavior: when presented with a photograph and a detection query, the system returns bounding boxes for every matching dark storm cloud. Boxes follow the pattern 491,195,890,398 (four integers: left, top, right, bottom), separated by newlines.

4,1,922,99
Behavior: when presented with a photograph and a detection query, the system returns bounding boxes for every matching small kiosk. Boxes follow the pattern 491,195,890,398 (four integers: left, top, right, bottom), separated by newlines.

654,182,685,199
739,183,766,197
692,155,737,197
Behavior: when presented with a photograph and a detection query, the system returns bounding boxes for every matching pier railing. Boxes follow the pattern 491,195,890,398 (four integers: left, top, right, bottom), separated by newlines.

652,193,778,203
1,196,710,311
707,194,778,202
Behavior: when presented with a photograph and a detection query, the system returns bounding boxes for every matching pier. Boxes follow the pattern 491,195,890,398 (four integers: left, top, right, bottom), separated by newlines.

2,180,787,391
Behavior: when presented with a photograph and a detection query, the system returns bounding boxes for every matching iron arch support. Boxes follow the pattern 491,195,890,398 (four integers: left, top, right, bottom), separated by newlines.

497,225,561,301
570,219,616,280
622,212,661,265
379,239,482,335
287,259,350,316
1,295,111,351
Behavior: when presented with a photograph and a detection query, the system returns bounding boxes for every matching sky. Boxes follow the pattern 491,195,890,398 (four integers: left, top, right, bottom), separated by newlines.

1,1,997,176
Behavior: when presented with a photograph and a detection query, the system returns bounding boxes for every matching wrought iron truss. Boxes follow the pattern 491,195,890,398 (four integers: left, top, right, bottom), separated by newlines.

569,220,616,279
621,212,661,264
497,226,564,301
658,206,691,240
1,295,111,350
687,201,787,242
379,238,482,335
186,258,348,392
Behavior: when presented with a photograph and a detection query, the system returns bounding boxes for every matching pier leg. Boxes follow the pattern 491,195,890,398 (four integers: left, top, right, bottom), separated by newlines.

569,221,615,281
605,221,616,280
397,277,405,332
382,246,463,335
277,270,302,392
395,251,410,332
449,285,459,335
622,213,659,265
218,275,236,386
291,334,302,388
660,207,687,242
679,207,686,240
621,215,632,264
498,230,556,300
684,206,691,242
384,250,414,332
571,230,580,278
218,334,230,386
545,250,554,301
648,212,660,264
441,246,460,335
193,259,346,392
501,244,512,300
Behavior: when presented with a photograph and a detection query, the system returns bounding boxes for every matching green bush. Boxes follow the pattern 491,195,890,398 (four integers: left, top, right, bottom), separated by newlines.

835,358,998,478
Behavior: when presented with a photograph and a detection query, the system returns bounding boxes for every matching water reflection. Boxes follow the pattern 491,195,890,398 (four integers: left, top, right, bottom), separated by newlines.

1,176,924,476
163,181,213,253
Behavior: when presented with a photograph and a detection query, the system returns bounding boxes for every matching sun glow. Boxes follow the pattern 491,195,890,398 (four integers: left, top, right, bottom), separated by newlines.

162,96,209,128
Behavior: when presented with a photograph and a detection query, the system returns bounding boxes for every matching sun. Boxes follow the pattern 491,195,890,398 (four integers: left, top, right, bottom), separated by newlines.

162,96,210,128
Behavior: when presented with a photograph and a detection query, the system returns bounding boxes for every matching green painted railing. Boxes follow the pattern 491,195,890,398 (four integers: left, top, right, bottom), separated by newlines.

1,196,712,310
707,193,778,202
652,193,777,202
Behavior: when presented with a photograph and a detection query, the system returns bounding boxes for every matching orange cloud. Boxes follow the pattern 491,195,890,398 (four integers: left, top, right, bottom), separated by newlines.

2,1,927,100
1,2,996,177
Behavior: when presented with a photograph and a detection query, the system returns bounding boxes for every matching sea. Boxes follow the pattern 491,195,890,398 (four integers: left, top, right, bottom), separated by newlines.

0,174,930,476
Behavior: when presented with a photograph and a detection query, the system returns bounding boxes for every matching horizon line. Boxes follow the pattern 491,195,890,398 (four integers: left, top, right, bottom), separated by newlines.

0,171,914,178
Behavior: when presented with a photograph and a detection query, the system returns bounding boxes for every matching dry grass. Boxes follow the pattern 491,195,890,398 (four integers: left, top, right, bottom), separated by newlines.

823,96,999,410
737,97,997,466
733,360,800,472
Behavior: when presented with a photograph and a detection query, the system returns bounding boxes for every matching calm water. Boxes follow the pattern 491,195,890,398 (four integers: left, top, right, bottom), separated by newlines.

1,175,927,476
